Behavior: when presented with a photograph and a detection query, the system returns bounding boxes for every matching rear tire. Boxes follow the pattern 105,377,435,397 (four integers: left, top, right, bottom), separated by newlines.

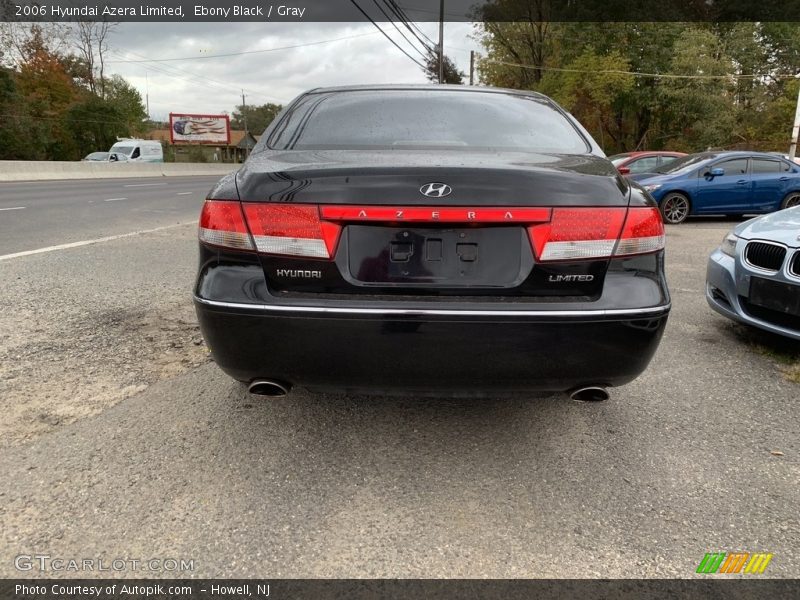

780,192,800,210
660,193,690,224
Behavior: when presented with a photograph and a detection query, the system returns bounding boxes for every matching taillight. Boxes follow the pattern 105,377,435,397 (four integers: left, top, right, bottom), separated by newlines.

528,207,664,262
199,200,254,251
615,206,665,257
242,204,341,259
199,200,341,258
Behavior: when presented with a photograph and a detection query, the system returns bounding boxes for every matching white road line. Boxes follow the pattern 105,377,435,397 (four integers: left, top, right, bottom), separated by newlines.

0,222,193,262
176,191,193,195
123,183,168,188
0,206,26,211
104,197,128,202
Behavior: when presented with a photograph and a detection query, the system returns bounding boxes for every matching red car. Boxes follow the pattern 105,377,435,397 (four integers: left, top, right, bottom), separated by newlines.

609,151,687,176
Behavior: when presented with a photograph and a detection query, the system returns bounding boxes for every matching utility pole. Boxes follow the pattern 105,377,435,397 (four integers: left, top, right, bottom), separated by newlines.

790,79,800,160
241,89,250,160
438,0,444,84
469,50,475,85
145,71,150,120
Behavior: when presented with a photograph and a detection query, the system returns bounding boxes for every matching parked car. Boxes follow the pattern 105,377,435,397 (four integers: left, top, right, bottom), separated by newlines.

194,84,670,400
82,151,109,162
632,151,800,224
608,151,686,176
706,206,800,340
107,139,163,163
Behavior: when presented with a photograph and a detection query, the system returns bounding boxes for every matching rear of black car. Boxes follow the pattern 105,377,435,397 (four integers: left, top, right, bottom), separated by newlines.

194,86,670,396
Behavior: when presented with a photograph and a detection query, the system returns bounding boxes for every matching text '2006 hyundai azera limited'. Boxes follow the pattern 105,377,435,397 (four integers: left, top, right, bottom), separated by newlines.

194,85,670,400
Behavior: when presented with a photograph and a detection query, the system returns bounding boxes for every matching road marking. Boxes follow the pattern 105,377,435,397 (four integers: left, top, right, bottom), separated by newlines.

176,191,193,195
0,222,193,262
104,197,128,202
0,206,26,211
123,183,168,188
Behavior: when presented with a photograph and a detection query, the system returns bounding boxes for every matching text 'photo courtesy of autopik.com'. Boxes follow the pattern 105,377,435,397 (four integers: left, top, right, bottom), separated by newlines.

1,0,800,598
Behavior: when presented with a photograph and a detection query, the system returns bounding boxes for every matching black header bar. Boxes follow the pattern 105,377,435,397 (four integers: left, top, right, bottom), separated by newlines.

2,579,800,600
3,0,800,22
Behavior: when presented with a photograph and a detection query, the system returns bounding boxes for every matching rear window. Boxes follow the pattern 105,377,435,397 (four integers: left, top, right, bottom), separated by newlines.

267,90,590,153
751,158,781,173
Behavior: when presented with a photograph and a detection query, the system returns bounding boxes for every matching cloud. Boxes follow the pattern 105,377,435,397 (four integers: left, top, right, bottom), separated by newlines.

107,22,477,121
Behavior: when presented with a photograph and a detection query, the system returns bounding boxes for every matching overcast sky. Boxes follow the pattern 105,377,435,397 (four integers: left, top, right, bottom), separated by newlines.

106,22,479,121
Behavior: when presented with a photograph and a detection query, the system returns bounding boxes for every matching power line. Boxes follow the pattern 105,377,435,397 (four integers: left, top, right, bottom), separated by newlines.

382,0,437,50
484,59,800,81
105,31,381,64
110,49,289,104
369,0,431,59
348,0,427,69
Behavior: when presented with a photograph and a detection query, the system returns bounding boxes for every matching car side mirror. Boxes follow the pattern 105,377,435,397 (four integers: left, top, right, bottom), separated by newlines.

109,153,118,162
617,166,631,175
707,167,724,177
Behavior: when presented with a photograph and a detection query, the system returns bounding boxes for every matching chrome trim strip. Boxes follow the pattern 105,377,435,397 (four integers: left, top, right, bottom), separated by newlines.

787,250,800,281
194,296,670,318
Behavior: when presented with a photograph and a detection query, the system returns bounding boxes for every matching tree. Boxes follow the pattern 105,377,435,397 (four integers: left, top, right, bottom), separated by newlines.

0,67,40,159
65,96,124,156
71,21,117,97
423,48,464,84
14,26,79,159
104,74,147,134
231,102,283,133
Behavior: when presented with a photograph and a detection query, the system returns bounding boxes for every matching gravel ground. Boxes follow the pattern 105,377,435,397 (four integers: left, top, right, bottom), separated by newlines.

0,217,798,579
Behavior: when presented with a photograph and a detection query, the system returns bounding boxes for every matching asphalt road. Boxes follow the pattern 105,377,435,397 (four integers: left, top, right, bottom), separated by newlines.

0,179,798,579
0,176,223,256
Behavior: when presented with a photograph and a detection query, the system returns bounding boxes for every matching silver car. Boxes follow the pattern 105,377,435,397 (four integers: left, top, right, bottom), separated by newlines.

706,206,800,340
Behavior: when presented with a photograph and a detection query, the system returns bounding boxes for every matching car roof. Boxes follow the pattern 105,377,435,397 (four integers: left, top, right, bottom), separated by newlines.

701,150,793,161
305,83,548,100
625,151,685,157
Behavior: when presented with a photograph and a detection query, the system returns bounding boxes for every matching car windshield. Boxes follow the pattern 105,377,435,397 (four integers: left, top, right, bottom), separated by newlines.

608,154,631,166
269,90,591,153
110,145,134,156
654,153,715,175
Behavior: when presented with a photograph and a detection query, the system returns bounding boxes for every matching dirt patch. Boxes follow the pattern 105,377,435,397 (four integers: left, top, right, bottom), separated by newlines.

0,303,210,447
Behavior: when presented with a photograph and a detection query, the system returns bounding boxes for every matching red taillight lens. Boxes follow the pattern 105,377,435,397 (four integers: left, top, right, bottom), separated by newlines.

199,200,254,251
242,204,341,259
198,201,341,259
614,206,665,257
528,206,664,261
528,208,627,261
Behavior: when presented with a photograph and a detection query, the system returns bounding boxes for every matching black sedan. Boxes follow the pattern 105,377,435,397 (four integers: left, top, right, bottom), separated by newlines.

194,85,670,400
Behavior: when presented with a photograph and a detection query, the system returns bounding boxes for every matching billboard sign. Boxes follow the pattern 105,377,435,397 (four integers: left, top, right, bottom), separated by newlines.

169,113,231,145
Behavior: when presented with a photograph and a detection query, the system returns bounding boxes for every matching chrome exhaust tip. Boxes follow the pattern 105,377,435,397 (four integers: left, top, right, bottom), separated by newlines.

568,386,610,402
247,379,291,397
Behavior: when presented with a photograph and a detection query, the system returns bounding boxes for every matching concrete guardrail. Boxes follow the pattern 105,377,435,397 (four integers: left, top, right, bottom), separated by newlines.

0,161,237,182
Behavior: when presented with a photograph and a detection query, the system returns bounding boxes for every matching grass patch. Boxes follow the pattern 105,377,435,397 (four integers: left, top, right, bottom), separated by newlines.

735,325,800,384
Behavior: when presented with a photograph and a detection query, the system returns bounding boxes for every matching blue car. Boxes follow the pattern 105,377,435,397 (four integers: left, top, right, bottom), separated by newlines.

632,151,800,224
707,206,800,340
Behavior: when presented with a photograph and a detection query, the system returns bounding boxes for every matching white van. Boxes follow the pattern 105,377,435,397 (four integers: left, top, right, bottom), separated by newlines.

108,139,164,163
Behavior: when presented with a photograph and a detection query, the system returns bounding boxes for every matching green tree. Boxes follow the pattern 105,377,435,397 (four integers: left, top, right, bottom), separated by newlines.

104,74,147,134
0,67,40,159
231,102,283,134
64,96,124,157
423,49,464,84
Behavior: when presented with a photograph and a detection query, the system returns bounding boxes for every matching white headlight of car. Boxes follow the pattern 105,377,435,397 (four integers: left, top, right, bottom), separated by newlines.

643,184,662,192
720,232,739,257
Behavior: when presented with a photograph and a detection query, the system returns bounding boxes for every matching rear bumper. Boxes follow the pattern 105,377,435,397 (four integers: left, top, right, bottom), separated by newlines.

194,297,670,394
